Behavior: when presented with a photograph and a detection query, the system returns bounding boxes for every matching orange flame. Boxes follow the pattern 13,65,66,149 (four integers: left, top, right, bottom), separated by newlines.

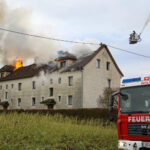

14,56,23,70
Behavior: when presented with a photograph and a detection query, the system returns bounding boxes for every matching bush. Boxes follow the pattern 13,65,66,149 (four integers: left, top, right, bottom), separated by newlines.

0,108,118,121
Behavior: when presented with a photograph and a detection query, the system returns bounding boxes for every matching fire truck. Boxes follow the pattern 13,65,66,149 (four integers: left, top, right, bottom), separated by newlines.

110,76,150,150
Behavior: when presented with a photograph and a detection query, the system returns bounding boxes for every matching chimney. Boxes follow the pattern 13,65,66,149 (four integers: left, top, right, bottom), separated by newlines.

57,50,64,57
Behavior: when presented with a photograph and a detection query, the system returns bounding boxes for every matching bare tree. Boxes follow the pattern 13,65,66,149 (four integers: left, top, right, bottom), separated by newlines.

98,88,118,109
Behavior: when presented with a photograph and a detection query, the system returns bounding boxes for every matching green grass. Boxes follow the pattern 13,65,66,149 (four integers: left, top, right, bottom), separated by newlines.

0,113,117,150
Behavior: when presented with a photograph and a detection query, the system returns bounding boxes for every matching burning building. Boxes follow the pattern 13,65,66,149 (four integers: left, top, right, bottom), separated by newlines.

0,44,123,110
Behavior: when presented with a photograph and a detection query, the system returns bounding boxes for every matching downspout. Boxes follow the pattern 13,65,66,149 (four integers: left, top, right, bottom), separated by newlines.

81,69,84,108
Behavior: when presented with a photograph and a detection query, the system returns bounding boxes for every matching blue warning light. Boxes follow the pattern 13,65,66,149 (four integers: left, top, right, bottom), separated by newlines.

122,77,141,83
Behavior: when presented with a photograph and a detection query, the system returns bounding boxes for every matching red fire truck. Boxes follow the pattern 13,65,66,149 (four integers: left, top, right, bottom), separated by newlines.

110,76,150,150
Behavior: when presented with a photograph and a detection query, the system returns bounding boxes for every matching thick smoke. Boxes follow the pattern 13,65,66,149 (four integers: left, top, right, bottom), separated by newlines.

0,0,61,66
0,0,6,23
70,39,100,58
0,0,101,67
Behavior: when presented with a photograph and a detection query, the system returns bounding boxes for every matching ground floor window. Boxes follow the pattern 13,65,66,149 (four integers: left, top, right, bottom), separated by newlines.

18,98,21,106
41,97,44,101
68,95,73,105
32,97,36,106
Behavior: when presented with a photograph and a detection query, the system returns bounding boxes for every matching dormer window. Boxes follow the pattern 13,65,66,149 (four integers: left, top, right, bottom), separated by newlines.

60,61,66,68
1,73,4,78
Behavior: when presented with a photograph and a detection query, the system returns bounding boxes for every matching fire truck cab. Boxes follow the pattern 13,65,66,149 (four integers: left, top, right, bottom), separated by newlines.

110,76,150,150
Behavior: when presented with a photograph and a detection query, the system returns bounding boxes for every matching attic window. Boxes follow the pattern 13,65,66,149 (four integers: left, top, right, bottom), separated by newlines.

1,73,4,78
32,81,36,89
60,61,66,68
58,78,61,84
50,79,53,84
106,62,110,70
96,59,100,68
11,84,14,89
18,83,22,91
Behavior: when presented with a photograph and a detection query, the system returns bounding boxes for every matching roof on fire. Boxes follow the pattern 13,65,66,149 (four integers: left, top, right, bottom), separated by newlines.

0,44,123,82
0,65,15,73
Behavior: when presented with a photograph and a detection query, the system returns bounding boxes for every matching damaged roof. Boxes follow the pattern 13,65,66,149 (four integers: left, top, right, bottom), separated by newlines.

0,64,57,82
55,51,77,61
0,44,123,82
0,65,15,73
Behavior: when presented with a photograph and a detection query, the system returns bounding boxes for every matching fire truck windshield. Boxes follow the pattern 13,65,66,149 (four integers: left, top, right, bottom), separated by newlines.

120,85,150,114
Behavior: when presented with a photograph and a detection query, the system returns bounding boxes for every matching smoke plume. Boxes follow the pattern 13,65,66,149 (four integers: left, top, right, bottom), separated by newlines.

0,0,61,66
140,13,150,35
70,39,100,58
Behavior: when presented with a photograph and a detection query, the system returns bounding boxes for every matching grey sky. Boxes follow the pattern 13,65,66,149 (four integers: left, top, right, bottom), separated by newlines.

5,0,150,77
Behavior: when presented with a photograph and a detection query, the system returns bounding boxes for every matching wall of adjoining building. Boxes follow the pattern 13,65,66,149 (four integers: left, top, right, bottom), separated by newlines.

0,70,82,109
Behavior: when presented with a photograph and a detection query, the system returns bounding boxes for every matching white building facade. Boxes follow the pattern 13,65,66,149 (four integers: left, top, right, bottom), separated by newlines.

0,45,123,110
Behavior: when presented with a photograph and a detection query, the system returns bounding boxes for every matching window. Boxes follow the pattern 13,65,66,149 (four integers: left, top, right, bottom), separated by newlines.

32,97,36,106
18,98,21,106
18,83,22,91
58,96,61,102
68,76,73,86
58,78,61,84
11,84,14,89
41,97,44,101
108,79,111,88
32,81,36,89
60,61,66,68
50,79,53,84
96,59,100,68
49,88,53,97
106,62,110,70
6,84,8,89
5,92,8,99
1,73,4,78
68,95,73,105
0,85,2,90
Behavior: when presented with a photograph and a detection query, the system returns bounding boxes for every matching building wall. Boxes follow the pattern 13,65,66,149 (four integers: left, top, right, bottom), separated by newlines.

0,47,122,110
0,70,82,109
82,47,122,108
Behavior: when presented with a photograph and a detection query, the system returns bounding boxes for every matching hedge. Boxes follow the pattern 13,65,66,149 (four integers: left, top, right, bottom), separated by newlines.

0,108,118,121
